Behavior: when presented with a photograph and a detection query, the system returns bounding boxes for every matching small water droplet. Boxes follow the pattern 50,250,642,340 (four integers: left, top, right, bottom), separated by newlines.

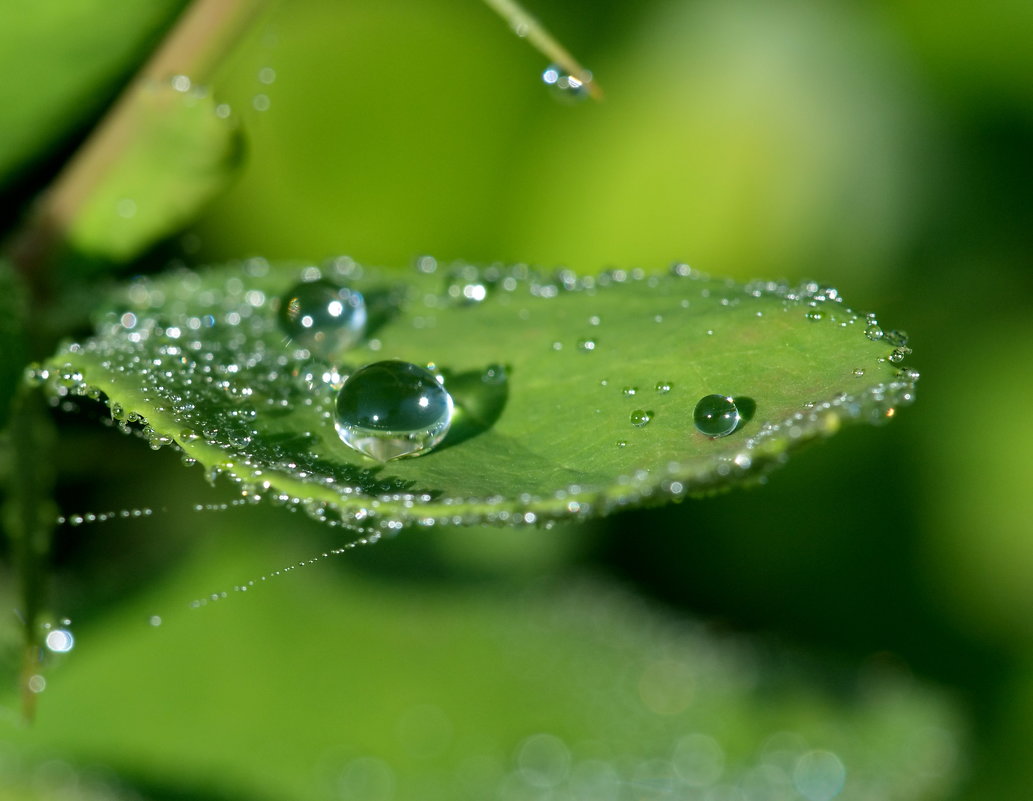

170,74,192,93
335,361,453,462
630,409,653,427
806,310,824,321
482,364,507,385
884,329,910,347
655,381,672,394
616,440,628,448
44,628,75,653
852,368,866,377
693,395,741,437
888,346,910,364
577,338,597,352
116,198,137,219
541,64,592,101
279,279,366,358
622,386,638,397
865,324,884,341
293,360,347,392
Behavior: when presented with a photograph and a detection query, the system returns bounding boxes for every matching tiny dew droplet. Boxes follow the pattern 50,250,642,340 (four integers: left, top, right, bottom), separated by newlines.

279,279,367,358
334,361,453,462
655,381,672,394
622,386,638,397
853,368,866,377
482,364,507,385
693,394,741,438
577,338,597,352
541,64,592,102
806,309,824,321
630,409,653,427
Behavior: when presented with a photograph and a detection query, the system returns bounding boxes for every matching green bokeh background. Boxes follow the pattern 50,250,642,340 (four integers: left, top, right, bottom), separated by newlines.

2,0,1032,799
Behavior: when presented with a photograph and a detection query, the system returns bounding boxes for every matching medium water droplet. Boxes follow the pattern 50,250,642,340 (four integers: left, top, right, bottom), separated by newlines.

630,409,653,427
541,64,592,101
655,381,672,394
865,324,884,341
693,395,741,437
279,279,366,358
335,361,453,462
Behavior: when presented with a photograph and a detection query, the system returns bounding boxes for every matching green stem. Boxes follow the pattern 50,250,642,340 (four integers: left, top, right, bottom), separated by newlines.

6,388,57,722
482,0,603,99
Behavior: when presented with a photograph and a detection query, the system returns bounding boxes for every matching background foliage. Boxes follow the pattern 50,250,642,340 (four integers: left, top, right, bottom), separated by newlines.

1,0,1032,799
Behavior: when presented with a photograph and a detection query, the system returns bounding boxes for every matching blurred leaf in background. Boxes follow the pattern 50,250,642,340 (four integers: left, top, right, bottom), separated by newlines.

0,0,186,206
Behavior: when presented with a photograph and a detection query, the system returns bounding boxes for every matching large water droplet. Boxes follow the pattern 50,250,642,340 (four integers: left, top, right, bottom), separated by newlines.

279,279,366,358
334,361,453,461
693,395,741,437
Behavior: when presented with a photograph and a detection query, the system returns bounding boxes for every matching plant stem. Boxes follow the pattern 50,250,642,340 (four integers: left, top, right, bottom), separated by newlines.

482,0,603,100
7,0,269,296
6,388,57,722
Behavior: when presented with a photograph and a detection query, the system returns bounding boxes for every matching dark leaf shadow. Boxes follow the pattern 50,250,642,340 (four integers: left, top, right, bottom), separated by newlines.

437,363,510,452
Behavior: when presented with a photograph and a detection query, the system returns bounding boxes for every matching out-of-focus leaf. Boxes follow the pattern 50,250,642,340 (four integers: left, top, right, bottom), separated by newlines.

38,259,917,535
0,0,186,188
66,79,242,262
0,512,966,801
0,261,27,428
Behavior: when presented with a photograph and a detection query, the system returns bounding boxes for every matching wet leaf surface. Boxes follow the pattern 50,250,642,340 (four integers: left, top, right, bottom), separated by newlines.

37,258,918,534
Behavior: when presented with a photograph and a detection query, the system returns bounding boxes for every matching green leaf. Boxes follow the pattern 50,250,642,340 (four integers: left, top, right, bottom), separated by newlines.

66,80,242,262
0,0,186,188
37,260,917,533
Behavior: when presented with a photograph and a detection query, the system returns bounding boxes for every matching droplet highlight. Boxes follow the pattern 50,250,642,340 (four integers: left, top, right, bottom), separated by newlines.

335,361,453,462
